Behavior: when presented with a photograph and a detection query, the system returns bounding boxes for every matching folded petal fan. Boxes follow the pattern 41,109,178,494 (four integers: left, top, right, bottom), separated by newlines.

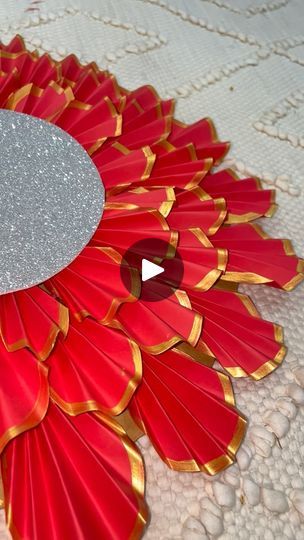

212,223,303,290
129,346,246,473
116,283,202,353
0,35,303,540
202,168,276,223
0,340,48,454
45,246,140,323
0,287,68,360
1,403,147,540
48,318,141,415
188,286,286,379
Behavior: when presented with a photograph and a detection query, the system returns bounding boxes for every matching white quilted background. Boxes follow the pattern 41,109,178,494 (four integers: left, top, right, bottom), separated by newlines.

0,0,304,538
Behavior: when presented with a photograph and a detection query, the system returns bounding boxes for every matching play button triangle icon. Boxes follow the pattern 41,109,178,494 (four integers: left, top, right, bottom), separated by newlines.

141,258,164,282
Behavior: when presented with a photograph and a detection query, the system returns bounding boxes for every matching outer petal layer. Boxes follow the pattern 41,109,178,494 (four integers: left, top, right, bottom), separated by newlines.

48,318,141,415
116,284,202,353
0,342,48,454
0,287,68,360
189,287,286,379
1,403,147,540
129,347,246,474
212,223,304,290
202,169,276,223
46,246,140,323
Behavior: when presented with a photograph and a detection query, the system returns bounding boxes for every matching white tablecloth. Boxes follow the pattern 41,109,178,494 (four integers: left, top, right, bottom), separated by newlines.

0,1,304,538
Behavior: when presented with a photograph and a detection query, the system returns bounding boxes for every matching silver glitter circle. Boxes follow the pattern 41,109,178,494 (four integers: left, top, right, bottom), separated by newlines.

0,110,105,294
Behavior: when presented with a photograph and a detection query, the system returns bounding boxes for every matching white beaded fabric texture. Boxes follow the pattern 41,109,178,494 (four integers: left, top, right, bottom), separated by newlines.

0,1,304,539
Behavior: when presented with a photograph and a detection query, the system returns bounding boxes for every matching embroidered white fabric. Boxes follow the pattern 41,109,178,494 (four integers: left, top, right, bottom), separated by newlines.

0,0,304,538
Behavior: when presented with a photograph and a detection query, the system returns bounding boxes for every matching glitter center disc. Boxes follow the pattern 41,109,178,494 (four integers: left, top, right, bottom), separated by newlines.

0,110,105,294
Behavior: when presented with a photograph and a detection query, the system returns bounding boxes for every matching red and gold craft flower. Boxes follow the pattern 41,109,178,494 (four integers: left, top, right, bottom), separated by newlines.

0,35,303,539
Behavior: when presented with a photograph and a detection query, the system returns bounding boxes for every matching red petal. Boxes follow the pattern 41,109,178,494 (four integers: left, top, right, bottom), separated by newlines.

123,85,160,112
45,247,140,323
0,70,19,107
95,147,155,191
90,207,175,254
115,116,172,150
48,318,141,414
167,187,227,235
212,223,304,290
107,187,175,217
168,118,229,164
129,347,246,473
1,403,147,539
189,287,286,379
1,35,26,53
203,169,276,222
0,287,68,360
116,283,202,353
0,342,48,454
54,98,121,150
162,230,227,291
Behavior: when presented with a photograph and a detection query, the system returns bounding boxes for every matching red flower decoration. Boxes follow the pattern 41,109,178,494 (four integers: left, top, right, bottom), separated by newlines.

0,36,303,539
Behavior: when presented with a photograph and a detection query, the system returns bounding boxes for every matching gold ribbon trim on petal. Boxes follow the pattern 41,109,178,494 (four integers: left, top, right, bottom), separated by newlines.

50,338,142,416
163,415,246,475
0,363,49,454
1,302,69,361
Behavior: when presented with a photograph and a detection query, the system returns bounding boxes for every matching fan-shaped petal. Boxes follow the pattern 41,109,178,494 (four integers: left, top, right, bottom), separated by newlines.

90,207,177,257
48,318,141,415
202,169,276,223
212,223,304,290
116,283,202,353
5,81,73,120
129,347,245,473
168,118,230,164
1,403,147,540
45,246,140,323
189,287,286,379
107,186,175,217
167,187,227,235
0,341,48,454
0,287,68,360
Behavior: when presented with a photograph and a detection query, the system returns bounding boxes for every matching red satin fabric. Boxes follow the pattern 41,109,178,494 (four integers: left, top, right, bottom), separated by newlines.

212,224,302,289
202,169,275,222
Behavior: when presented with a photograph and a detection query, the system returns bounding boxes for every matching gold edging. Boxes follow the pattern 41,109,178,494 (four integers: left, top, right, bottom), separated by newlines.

142,147,156,180
221,272,272,285
175,342,215,367
185,158,213,190
163,415,246,475
50,339,142,416
226,204,278,224
236,292,260,317
193,249,227,291
1,302,69,361
218,372,235,406
208,198,227,235
282,270,304,292
0,363,49,454
93,412,148,539
225,344,286,380
116,409,144,442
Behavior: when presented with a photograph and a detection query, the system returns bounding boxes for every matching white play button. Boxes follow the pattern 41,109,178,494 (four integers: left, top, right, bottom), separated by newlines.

141,258,164,282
